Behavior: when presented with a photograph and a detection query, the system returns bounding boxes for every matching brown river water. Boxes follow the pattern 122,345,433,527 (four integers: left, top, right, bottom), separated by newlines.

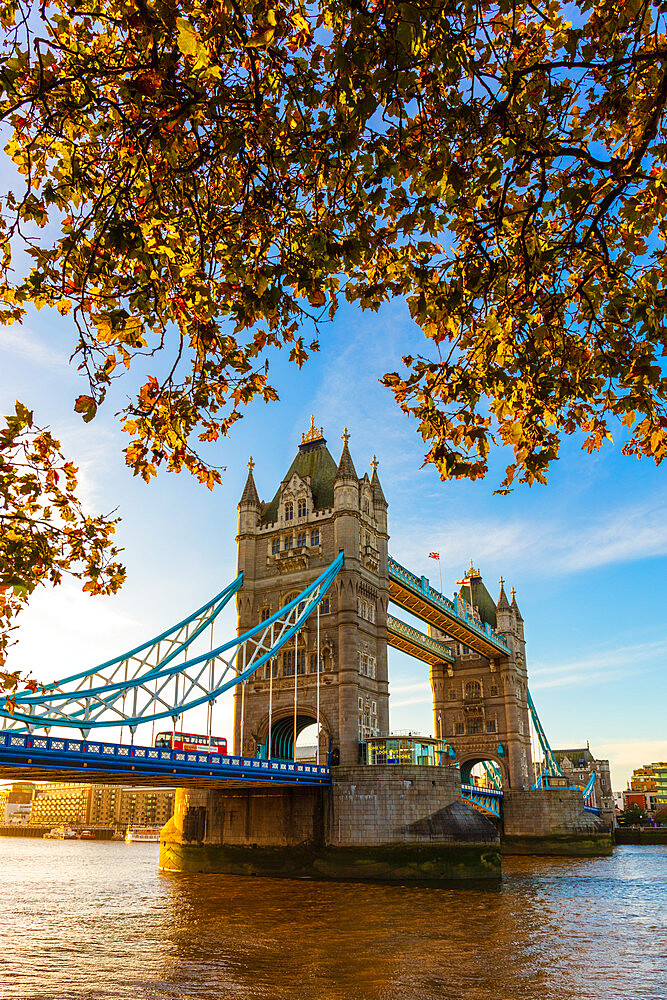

0,838,665,1000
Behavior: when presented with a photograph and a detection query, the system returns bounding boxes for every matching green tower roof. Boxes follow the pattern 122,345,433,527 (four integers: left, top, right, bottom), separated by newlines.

261,437,339,524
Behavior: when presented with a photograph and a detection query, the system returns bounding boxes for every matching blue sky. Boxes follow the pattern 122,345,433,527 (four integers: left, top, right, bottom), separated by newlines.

2,294,666,791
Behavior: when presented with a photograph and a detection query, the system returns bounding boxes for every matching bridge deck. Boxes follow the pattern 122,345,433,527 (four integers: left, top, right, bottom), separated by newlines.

0,733,330,788
386,614,455,665
388,558,510,659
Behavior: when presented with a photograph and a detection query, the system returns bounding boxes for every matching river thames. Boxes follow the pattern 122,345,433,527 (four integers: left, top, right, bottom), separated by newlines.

0,839,664,1000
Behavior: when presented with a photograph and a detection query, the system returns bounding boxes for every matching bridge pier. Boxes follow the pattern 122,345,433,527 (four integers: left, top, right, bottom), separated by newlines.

501,789,612,856
159,765,501,882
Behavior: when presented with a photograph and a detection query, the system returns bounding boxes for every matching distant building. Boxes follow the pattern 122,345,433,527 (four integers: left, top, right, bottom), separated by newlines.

0,783,35,825
29,782,175,829
622,789,660,815
30,782,93,827
625,761,667,814
551,746,615,828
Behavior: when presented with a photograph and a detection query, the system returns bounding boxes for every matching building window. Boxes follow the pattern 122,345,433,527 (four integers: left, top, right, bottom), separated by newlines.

271,538,280,555
309,653,321,673
464,680,482,700
448,688,456,701
357,598,376,623
284,535,293,550
490,685,498,697
297,499,307,518
285,502,294,521
297,531,307,548
485,719,497,733
359,651,376,678
454,722,465,736
320,597,330,614
363,500,370,515
466,716,484,735
310,529,320,546
260,607,270,621
283,650,294,676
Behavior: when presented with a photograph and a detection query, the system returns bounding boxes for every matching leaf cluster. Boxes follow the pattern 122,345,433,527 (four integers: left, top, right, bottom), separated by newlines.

0,0,666,488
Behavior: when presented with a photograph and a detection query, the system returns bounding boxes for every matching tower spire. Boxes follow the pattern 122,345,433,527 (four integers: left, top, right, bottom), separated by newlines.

335,428,358,481
239,457,260,506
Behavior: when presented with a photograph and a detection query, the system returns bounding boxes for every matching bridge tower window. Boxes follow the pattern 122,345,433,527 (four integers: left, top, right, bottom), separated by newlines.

464,680,482,700
297,498,307,518
454,722,465,735
285,502,294,521
310,528,320,546
466,716,484,735
271,538,280,555
447,688,456,701
296,531,307,548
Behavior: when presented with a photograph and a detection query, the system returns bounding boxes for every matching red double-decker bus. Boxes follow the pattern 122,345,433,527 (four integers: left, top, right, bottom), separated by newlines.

154,731,228,754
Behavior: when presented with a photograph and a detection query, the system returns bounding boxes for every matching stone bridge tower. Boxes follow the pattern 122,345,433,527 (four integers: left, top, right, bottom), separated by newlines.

234,419,389,765
430,568,533,789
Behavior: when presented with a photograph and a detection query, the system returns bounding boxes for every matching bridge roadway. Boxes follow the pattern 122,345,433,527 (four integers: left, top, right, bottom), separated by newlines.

388,557,510,659
0,733,504,816
0,732,330,788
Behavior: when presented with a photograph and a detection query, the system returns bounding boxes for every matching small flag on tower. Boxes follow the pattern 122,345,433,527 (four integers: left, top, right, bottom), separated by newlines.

455,577,467,586
428,552,440,560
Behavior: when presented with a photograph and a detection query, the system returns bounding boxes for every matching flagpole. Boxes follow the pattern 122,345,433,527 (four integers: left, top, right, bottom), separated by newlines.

438,556,442,593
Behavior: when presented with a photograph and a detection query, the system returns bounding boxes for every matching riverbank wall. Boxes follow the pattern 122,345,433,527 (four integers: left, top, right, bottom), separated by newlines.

614,828,667,845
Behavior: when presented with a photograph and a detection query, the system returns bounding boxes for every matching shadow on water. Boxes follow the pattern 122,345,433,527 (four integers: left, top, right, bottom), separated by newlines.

0,840,665,1000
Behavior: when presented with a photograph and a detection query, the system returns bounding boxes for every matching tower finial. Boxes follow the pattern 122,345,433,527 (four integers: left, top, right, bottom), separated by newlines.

247,456,255,473
371,455,378,473
511,586,516,601
499,576,504,587
301,414,324,444
342,427,350,446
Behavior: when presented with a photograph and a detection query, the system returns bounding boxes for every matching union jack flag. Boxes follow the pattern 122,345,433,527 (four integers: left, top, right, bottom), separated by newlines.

428,551,440,560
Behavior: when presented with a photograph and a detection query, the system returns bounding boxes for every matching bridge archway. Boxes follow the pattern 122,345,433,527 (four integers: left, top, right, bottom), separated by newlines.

266,713,319,760
460,755,507,789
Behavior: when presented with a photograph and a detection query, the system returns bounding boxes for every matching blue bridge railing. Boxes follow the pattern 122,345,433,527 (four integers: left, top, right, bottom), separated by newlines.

0,733,331,786
388,557,510,654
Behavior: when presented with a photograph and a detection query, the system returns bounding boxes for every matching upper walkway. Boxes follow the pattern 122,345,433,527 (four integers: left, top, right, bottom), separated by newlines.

387,614,455,666
388,557,510,659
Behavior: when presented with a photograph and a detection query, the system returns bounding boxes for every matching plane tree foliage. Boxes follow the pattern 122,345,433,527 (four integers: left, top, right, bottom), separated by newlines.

0,402,125,701
0,0,667,497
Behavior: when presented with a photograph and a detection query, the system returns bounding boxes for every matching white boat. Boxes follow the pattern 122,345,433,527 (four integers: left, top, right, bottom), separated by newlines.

125,826,161,843
43,826,77,840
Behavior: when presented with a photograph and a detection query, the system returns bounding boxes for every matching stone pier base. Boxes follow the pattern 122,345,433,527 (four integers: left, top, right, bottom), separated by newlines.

159,765,501,881
501,789,613,856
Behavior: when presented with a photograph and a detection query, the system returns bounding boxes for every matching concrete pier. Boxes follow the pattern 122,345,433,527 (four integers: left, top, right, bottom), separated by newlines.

159,766,501,882
501,788,613,856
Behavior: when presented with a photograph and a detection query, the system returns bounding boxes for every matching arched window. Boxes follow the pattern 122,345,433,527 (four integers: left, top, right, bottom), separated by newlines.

285,501,294,521
297,498,307,518
464,680,482,700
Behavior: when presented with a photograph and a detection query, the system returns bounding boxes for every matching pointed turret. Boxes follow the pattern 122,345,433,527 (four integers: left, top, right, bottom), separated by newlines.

370,455,387,507
511,587,523,621
335,427,358,481
495,576,512,637
240,457,260,507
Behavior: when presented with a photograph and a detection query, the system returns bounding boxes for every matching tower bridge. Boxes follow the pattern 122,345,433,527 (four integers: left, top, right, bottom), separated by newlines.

0,418,611,879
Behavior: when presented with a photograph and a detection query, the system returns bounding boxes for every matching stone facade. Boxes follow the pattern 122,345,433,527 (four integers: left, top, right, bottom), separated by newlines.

429,573,533,789
234,424,389,765
502,788,612,855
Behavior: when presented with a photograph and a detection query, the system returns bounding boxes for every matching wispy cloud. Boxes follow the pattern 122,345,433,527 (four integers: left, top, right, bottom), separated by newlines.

390,491,667,582
595,739,667,790
529,638,667,691
1,325,69,369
